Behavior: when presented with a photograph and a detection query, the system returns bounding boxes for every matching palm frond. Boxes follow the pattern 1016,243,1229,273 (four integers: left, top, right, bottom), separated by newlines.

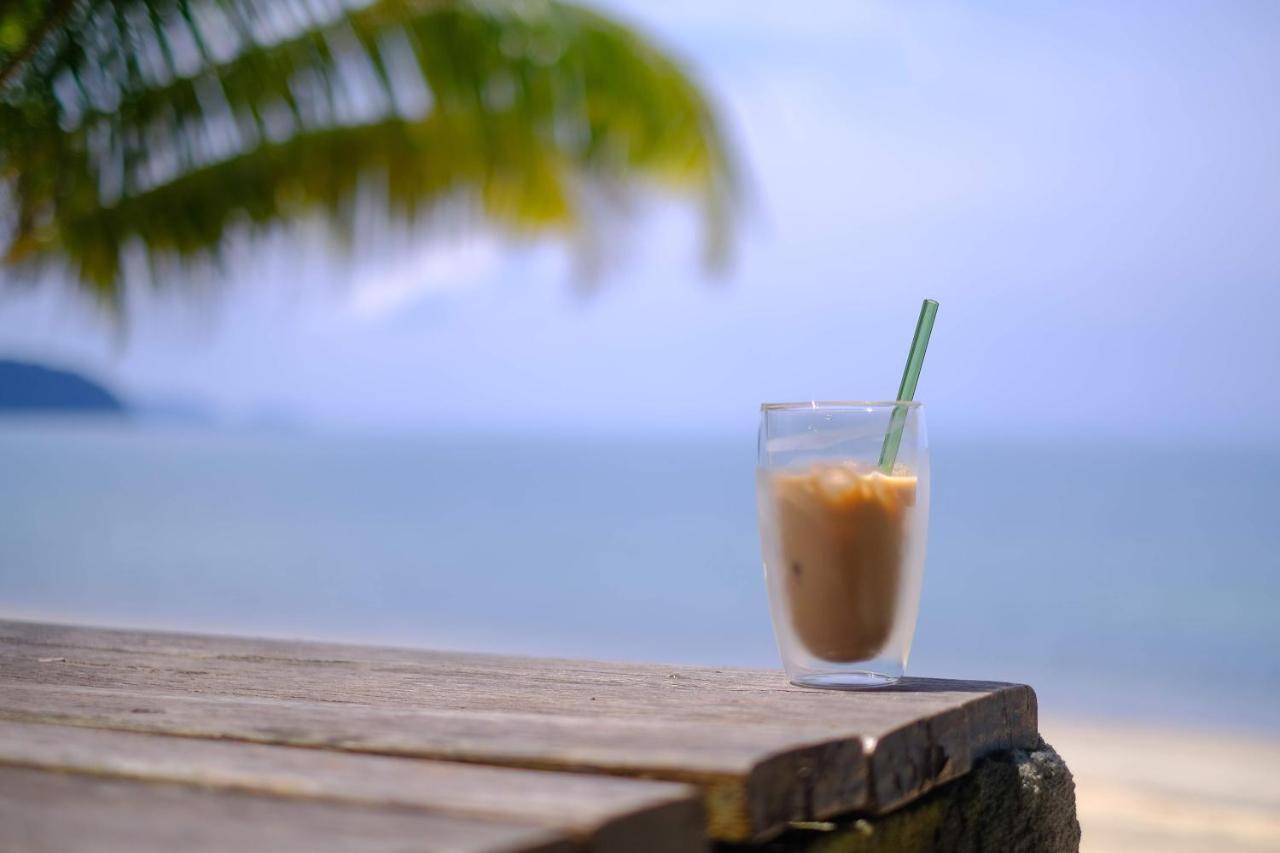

0,0,737,305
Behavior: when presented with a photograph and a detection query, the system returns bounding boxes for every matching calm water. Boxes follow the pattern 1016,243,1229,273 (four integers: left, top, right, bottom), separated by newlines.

2,422,1277,733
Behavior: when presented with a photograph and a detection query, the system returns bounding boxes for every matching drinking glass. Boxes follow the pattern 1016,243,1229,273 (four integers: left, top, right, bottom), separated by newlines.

756,402,930,688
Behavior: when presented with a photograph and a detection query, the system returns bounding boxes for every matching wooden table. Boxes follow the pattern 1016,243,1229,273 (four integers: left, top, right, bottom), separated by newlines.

0,620,1078,851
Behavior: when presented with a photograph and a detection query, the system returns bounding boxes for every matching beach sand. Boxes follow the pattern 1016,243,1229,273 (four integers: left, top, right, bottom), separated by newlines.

1042,718,1280,852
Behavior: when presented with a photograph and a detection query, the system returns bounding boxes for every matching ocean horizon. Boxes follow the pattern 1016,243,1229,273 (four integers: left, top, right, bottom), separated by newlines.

2,420,1276,734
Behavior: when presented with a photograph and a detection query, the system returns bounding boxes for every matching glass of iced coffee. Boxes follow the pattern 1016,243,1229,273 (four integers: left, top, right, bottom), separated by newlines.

757,401,929,688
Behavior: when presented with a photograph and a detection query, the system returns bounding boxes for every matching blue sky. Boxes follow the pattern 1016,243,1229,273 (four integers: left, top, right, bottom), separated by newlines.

2,0,1277,441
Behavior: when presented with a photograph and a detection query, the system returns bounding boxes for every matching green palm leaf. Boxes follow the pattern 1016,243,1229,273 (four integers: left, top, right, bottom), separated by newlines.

0,0,736,306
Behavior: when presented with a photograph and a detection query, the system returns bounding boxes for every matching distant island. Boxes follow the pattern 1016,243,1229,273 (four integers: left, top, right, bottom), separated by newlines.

0,359,127,414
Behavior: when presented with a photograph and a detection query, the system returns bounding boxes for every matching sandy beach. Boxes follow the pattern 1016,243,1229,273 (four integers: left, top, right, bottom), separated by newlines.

1043,719,1280,852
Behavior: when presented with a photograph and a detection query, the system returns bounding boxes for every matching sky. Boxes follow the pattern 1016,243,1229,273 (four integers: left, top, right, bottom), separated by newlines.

1,0,1278,442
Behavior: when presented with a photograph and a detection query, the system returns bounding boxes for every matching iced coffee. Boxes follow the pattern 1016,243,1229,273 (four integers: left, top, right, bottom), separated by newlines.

766,462,917,662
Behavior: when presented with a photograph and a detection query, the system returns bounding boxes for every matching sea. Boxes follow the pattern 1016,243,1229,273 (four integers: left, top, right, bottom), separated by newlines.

2,420,1277,734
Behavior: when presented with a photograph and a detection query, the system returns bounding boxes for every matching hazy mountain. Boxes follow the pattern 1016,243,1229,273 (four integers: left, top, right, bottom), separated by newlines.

0,360,127,414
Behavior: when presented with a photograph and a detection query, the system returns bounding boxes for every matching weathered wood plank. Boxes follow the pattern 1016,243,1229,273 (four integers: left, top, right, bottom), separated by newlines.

0,764,572,853
0,719,706,853
0,681,814,841
0,620,1038,840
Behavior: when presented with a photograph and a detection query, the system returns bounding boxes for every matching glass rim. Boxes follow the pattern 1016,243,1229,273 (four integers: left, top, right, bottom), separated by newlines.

760,400,924,411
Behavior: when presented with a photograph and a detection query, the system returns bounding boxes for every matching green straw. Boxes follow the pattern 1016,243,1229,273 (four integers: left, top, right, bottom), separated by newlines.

878,298,938,474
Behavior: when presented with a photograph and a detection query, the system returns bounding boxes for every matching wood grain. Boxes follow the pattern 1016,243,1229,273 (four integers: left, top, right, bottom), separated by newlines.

0,764,573,853
0,619,1037,840
0,719,705,853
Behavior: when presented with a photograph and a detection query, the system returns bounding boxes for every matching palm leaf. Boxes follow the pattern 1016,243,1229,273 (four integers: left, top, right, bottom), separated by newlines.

0,0,736,306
